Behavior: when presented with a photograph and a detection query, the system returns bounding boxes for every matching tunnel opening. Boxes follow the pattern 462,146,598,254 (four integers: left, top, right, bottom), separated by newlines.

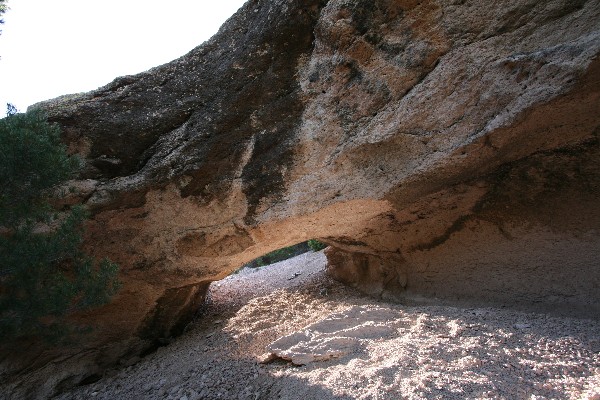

201,239,330,316
236,239,327,270
130,239,332,364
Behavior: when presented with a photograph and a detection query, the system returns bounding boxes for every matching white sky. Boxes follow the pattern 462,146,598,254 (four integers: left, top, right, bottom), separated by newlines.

0,0,247,112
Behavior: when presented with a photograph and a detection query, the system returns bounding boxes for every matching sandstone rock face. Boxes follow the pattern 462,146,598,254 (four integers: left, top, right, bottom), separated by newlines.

3,0,600,397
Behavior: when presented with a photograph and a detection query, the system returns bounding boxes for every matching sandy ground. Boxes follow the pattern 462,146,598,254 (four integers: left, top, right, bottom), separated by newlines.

56,251,600,400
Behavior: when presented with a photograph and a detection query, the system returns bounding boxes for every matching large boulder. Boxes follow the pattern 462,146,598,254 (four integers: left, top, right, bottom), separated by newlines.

2,0,599,397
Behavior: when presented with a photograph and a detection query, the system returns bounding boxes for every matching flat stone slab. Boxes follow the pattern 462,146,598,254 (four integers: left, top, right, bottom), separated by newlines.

266,305,398,365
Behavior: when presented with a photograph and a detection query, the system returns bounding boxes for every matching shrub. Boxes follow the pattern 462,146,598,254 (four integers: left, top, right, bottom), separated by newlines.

249,242,309,268
0,107,120,341
0,0,7,30
308,239,327,252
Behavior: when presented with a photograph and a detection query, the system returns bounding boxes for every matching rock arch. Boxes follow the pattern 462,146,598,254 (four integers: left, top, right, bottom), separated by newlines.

5,0,600,397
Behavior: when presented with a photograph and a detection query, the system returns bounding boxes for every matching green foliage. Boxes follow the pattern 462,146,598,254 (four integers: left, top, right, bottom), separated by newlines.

0,108,120,341
0,0,7,34
0,109,80,226
308,239,327,252
241,242,311,271
254,245,301,268
240,240,328,272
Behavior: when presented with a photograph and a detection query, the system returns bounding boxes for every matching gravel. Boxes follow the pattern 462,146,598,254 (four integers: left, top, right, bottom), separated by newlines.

57,251,600,400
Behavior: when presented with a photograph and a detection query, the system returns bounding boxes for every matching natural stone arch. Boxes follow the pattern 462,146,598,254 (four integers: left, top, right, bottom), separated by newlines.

4,0,600,397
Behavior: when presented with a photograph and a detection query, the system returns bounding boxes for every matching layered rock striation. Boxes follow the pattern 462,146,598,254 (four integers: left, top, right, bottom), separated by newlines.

3,0,600,397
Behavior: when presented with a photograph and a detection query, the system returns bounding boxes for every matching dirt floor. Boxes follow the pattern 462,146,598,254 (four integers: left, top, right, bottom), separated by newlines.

56,251,600,400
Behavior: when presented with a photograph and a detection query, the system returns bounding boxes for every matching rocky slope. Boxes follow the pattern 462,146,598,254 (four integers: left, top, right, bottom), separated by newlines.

1,0,600,398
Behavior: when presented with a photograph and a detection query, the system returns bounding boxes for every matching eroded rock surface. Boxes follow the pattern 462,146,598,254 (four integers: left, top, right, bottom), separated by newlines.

266,305,399,365
3,0,600,398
